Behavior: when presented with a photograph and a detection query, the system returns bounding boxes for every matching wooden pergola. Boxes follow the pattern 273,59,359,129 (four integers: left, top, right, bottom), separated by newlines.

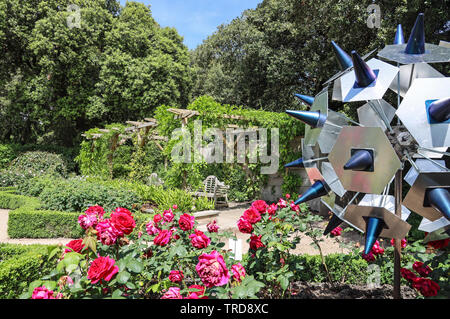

82,118,169,178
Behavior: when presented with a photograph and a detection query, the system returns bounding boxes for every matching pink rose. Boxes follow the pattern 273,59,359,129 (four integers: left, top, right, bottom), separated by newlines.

371,240,384,256
231,263,246,283
242,207,261,224
169,270,184,283
251,200,268,213
78,213,98,230
146,221,160,236
267,203,278,216
87,256,119,284
278,198,287,208
249,234,265,251
196,250,230,288
172,204,178,210
32,286,56,299
285,194,291,199
179,213,195,231
330,227,342,237
161,287,182,299
207,220,219,233
189,230,211,249
96,219,121,246
390,238,407,249
163,209,174,223
290,202,300,212
154,229,172,246
237,217,253,234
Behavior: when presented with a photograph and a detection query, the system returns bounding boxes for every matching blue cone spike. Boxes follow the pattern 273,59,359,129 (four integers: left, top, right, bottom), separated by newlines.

331,41,353,71
344,150,373,171
429,97,450,123
394,24,405,44
364,217,386,255
294,94,315,106
285,110,327,128
351,50,377,87
405,13,425,54
294,180,329,205
427,188,450,221
323,213,343,236
285,158,304,168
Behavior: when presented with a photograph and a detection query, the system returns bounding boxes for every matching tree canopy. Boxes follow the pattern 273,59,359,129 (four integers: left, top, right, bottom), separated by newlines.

191,0,449,112
0,0,192,146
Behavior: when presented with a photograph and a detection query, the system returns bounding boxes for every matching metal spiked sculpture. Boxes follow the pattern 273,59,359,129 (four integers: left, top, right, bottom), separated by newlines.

285,12,450,298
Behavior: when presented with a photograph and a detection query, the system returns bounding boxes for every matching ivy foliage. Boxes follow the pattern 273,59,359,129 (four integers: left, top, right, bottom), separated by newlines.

154,95,305,198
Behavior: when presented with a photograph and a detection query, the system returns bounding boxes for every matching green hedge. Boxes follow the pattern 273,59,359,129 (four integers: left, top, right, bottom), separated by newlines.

0,244,58,299
0,190,82,239
0,190,42,210
7,209,83,239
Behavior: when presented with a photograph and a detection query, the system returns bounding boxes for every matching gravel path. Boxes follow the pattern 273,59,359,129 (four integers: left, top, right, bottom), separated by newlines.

1,203,366,254
197,202,365,256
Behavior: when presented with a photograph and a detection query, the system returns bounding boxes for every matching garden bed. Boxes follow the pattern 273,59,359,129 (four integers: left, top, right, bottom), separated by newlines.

289,282,418,299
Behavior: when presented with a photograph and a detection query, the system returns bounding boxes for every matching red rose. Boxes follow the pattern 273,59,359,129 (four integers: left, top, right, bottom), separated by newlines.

65,239,85,254
113,207,132,216
413,261,432,277
207,220,219,233
362,251,375,262
169,270,184,283
111,211,136,235
251,200,268,213
154,229,172,246
400,268,417,282
185,284,208,299
242,207,261,224
85,205,105,218
87,256,119,284
179,213,195,231
249,234,265,251
412,277,440,297
153,214,163,224
189,230,211,249
237,217,253,234
427,238,449,250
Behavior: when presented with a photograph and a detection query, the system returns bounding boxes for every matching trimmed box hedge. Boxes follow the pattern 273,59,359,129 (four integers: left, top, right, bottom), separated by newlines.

7,209,83,239
0,190,82,239
0,244,58,299
0,190,42,210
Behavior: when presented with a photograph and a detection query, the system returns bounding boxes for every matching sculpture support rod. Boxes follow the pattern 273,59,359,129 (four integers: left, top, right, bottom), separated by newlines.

393,169,402,299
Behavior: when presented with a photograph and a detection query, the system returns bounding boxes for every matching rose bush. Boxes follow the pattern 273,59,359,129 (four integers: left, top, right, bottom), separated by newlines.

22,204,264,299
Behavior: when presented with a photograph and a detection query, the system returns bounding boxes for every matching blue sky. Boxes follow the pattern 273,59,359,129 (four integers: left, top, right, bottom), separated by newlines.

119,0,262,50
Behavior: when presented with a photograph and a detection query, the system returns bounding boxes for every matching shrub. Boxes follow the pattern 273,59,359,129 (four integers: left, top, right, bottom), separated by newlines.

0,244,58,299
0,144,17,169
7,209,83,239
17,175,62,197
21,205,264,300
9,151,68,178
37,177,140,212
